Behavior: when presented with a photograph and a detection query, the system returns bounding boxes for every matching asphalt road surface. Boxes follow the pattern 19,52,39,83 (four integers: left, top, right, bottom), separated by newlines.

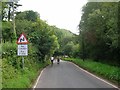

35,60,118,88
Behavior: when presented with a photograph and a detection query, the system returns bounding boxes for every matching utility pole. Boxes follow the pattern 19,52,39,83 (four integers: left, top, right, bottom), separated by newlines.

12,0,22,39
12,1,16,39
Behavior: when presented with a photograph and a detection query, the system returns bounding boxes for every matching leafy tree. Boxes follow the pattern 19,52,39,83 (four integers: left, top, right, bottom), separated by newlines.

2,1,21,21
2,21,14,43
50,25,78,56
15,10,40,22
15,19,33,38
30,20,59,62
79,2,119,65
63,41,74,57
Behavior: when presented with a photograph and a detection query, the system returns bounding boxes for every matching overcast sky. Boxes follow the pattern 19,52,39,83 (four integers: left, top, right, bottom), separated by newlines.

17,0,88,34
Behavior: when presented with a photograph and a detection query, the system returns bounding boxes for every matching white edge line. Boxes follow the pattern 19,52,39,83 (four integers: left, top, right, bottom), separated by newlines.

69,62,119,89
33,68,46,89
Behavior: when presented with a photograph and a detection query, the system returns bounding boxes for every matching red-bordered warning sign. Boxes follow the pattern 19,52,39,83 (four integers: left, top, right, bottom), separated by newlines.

17,33,29,44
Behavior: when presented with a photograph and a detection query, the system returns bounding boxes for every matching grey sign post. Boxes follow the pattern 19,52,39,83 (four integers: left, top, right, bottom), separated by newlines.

17,33,29,69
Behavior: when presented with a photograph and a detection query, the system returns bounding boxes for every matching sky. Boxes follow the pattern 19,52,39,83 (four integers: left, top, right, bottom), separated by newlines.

17,0,88,34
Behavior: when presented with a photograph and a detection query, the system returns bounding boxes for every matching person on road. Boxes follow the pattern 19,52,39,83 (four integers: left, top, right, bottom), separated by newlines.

57,57,60,64
50,56,54,64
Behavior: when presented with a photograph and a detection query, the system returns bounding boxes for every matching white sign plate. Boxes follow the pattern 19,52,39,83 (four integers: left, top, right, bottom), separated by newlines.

17,45,28,56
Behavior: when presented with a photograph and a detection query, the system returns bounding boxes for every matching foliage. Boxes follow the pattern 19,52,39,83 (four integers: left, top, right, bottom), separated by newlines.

51,26,79,57
2,42,48,88
31,20,59,60
15,19,33,38
1,0,79,87
1,1,21,21
2,9,60,88
15,10,40,22
2,57,48,88
2,21,14,43
2,1,120,88
79,2,120,65
15,11,60,62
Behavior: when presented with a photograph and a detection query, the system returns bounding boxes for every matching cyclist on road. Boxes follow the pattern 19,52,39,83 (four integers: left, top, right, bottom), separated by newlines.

50,56,54,64
57,57,60,64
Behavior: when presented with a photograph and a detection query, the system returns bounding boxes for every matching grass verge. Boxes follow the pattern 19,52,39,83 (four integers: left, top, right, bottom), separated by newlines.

2,42,50,88
63,58,120,87
2,59,49,88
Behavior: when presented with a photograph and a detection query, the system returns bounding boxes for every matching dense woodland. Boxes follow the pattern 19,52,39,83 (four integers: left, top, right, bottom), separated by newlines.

0,1,120,88
79,2,120,66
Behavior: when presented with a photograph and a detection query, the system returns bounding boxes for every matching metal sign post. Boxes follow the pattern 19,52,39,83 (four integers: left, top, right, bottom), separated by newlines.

17,33,29,69
22,56,24,69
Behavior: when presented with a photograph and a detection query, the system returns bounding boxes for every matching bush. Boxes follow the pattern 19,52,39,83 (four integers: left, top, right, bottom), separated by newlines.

2,42,17,58
2,42,49,88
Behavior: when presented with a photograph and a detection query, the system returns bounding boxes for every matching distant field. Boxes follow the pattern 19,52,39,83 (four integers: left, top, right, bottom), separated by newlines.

63,58,120,86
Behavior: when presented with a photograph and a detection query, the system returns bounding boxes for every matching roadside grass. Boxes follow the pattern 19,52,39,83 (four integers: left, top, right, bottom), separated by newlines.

63,58,120,86
2,59,48,88
2,42,49,88
0,58,1,89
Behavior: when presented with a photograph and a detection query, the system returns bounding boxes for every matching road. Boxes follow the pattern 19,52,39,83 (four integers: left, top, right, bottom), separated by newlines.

34,60,118,88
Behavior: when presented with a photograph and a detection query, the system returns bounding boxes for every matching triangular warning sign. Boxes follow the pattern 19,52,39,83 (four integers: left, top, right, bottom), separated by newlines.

17,33,29,44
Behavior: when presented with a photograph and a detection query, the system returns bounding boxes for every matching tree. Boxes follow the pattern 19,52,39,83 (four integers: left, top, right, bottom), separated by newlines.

79,2,119,65
51,25,77,56
15,19,33,38
30,19,59,62
15,10,40,22
1,0,22,41
63,41,74,57
2,21,13,43
2,1,21,21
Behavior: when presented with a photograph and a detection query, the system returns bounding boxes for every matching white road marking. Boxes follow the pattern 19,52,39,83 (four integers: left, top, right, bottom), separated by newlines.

33,61,119,89
69,61,119,89
33,68,46,89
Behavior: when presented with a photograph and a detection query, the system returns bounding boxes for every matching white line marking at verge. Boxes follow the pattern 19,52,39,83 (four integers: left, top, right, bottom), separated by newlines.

69,62,119,89
33,68,46,89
